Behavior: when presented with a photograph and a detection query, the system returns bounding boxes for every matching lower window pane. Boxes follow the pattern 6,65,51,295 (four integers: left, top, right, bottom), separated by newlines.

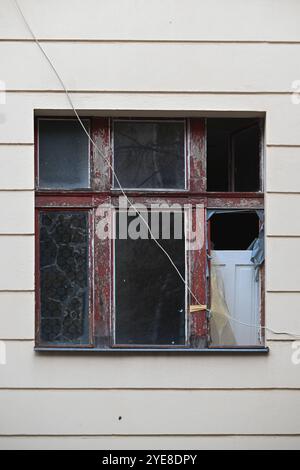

209,211,262,346
39,211,89,345
114,211,186,346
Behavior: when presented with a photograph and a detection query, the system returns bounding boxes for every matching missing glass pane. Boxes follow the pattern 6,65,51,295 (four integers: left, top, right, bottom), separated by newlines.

114,210,186,346
38,119,90,189
39,211,89,344
207,118,261,192
113,120,185,190
210,212,259,250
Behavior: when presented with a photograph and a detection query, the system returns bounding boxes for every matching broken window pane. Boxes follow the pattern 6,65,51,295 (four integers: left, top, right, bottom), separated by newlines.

38,119,90,189
210,212,259,250
207,118,261,192
113,120,185,189
209,211,262,347
114,210,186,345
39,211,89,344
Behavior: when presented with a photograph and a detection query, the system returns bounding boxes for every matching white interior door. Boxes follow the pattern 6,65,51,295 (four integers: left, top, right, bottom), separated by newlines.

212,250,260,345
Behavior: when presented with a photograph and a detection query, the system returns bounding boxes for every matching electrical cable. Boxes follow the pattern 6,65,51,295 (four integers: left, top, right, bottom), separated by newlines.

13,0,300,340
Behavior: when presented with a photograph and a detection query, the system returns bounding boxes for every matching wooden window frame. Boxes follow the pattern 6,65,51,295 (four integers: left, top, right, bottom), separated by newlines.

35,116,265,352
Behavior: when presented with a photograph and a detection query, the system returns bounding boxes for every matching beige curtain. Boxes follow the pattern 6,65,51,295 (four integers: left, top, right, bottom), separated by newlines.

210,261,237,346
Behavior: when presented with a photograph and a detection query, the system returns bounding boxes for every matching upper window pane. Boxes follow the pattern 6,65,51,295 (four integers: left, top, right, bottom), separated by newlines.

207,118,261,192
38,119,90,189
113,120,185,190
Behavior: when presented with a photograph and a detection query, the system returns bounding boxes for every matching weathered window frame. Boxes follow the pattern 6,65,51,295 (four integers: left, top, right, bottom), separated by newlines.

35,116,266,352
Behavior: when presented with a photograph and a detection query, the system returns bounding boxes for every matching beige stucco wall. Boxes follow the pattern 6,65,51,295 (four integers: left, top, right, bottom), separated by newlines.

0,0,300,449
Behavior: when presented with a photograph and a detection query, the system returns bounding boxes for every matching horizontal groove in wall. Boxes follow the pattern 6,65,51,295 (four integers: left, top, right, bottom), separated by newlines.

0,143,33,146
266,290,300,293
0,290,34,293
267,235,300,238
266,339,297,342
0,338,34,342
267,144,300,148
1,433,300,437
2,39,300,45
0,234,34,237
266,192,300,195
0,189,33,192
0,387,299,391
4,89,293,95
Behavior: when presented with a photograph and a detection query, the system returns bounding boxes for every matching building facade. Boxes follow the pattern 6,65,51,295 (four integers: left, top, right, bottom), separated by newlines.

0,0,300,449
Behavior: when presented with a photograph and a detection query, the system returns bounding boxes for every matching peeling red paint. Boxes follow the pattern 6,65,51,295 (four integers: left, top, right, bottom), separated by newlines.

91,117,111,191
189,119,206,193
189,207,208,346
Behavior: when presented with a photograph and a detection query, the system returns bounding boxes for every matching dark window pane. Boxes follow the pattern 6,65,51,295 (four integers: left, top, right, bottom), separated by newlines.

39,211,89,344
115,211,186,346
233,124,260,192
207,118,261,192
38,119,89,189
207,119,230,191
113,120,185,189
210,212,259,250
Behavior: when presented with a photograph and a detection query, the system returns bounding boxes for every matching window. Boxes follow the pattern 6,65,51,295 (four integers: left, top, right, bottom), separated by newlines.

35,116,264,351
